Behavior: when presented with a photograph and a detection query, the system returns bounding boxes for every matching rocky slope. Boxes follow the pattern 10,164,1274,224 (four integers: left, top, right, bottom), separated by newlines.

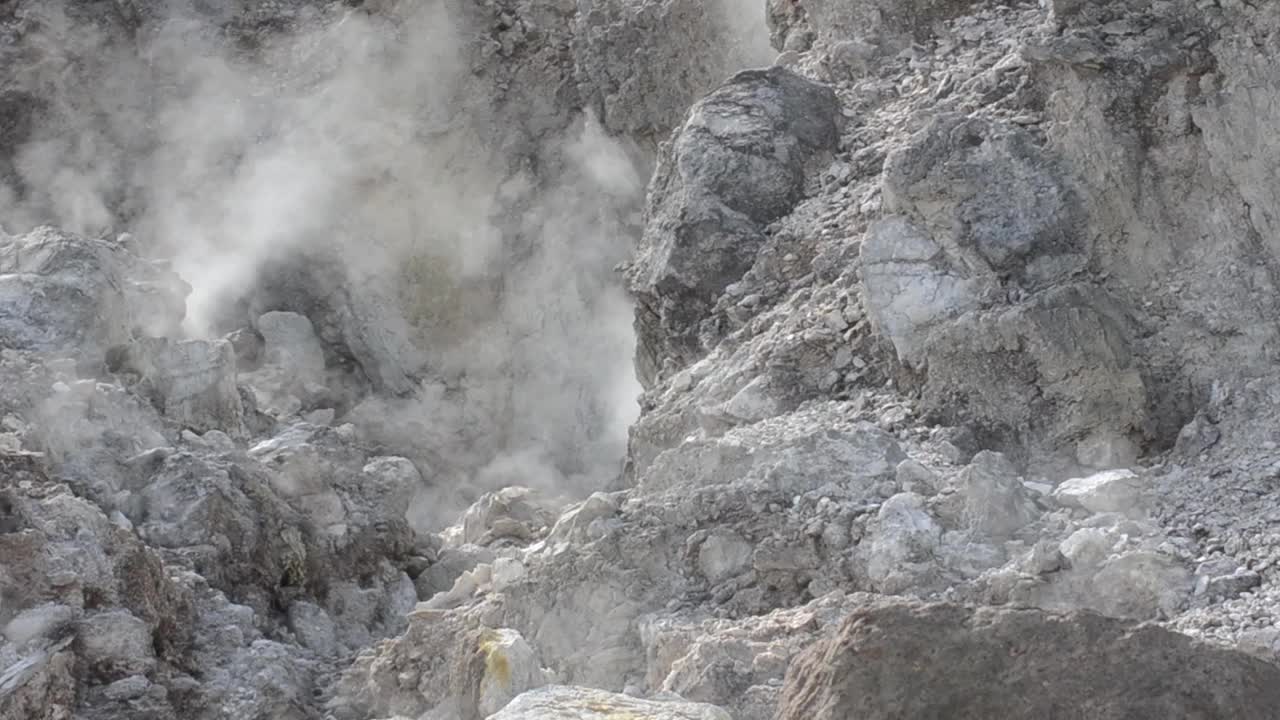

4,0,1280,718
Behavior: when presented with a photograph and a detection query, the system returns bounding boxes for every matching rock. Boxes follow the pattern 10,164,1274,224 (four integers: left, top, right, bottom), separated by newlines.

861,215,981,368
460,486,558,547
1059,527,1114,569
102,674,151,701
417,546,496,601
489,685,732,720
895,458,939,496
1053,469,1144,514
1090,551,1192,619
642,417,905,497
256,311,326,378
1206,569,1262,599
3,603,75,646
881,115,1085,284
0,636,76,720
147,339,245,435
778,601,1280,720
287,601,340,657
696,529,754,584
922,285,1147,455
75,610,155,680
950,451,1037,537
358,456,423,526
627,66,841,383
1075,431,1139,470
475,628,547,718
0,228,131,355
862,493,942,592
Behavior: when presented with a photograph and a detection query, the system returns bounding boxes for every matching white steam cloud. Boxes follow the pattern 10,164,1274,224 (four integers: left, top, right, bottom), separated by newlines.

0,0,771,521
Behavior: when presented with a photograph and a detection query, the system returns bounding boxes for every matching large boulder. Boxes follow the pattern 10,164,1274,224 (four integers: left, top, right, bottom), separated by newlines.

0,228,130,355
626,67,841,386
861,115,1143,459
778,600,1280,720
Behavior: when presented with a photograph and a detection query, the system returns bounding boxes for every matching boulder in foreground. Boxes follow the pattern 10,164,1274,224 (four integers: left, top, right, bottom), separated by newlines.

779,600,1280,720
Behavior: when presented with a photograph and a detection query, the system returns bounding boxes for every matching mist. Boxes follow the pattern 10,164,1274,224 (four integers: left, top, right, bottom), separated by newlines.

0,0,774,521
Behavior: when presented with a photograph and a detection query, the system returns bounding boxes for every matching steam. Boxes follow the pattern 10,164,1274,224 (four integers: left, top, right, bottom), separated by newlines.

0,0,771,518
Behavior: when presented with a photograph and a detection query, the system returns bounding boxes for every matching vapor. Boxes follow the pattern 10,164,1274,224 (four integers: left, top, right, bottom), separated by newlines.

0,0,770,522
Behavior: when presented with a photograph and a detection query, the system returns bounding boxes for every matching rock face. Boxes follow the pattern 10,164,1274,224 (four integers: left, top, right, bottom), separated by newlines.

626,66,841,385
7,1,1280,720
778,600,1280,720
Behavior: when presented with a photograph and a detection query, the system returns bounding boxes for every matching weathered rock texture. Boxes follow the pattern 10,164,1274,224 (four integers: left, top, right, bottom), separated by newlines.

6,0,1280,719
779,600,1280,720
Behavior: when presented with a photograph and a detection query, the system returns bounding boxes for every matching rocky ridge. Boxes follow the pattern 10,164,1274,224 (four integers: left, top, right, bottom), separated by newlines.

4,0,1280,718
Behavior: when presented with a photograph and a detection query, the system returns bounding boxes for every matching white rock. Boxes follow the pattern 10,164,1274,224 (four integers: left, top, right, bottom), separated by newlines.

4,603,74,646
1053,469,1144,514
489,685,731,720
1059,527,1115,569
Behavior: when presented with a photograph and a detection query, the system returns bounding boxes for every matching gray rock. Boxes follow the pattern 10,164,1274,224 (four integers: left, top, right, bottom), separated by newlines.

696,529,754,584
862,493,942,592
287,602,340,657
627,67,841,384
921,284,1148,454
0,228,131,355
148,339,245,436
1206,569,1262,599
75,610,155,680
256,311,326,378
102,674,151,701
861,215,981,368
781,600,1280,720
950,451,1037,537
881,115,1085,285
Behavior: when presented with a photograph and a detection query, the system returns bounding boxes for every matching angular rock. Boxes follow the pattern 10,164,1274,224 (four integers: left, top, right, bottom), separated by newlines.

287,601,340,657
922,284,1148,453
627,67,841,384
861,215,982,367
881,115,1086,286
779,601,1280,720
1053,469,1144,514
148,339,245,435
861,493,942,592
74,610,155,680
950,451,1037,537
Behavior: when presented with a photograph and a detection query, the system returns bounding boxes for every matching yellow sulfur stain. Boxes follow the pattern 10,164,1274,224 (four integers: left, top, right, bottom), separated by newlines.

478,629,511,687
582,701,642,719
